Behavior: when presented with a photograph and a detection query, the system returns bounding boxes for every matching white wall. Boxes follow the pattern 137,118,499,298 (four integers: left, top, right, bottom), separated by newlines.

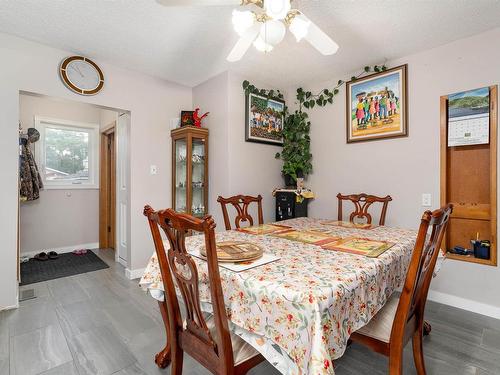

193,72,283,229
193,72,230,228
293,27,500,317
0,33,191,309
227,72,283,223
19,94,104,254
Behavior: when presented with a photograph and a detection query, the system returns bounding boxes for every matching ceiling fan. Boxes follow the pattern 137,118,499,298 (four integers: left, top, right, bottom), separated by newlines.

156,0,339,62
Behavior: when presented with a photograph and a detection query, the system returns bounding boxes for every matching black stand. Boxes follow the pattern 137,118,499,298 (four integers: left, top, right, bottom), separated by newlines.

275,191,311,221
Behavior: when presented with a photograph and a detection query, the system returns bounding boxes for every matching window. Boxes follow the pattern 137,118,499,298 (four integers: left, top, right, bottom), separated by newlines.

35,117,99,189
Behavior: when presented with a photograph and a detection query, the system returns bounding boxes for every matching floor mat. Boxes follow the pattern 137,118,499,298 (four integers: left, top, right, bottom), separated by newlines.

20,250,110,285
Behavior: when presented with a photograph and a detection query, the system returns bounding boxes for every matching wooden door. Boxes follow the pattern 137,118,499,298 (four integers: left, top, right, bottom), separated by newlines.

99,126,116,249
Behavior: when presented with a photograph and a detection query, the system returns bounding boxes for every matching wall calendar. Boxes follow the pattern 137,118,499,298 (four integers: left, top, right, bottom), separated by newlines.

448,87,490,147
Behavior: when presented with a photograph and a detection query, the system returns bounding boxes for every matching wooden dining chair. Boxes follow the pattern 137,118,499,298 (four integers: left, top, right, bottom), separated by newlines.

349,204,453,375
143,205,265,375
337,193,393,225
217,194,263,230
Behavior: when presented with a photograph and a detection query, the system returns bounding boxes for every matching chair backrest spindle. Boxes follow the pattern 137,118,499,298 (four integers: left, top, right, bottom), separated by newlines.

337,193,393,225
217,194,263,230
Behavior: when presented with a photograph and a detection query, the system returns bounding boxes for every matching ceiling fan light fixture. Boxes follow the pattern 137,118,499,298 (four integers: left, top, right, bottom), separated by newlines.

264,0,291,20
259,19,286,46
232,9,255,36
289,13,310,42
253,36,273,52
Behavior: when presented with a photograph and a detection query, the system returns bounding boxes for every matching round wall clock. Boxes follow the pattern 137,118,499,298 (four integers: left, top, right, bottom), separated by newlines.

59,56,104,95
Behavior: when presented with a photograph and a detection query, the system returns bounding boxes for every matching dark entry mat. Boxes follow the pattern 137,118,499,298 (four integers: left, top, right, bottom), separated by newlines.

20,250,110,285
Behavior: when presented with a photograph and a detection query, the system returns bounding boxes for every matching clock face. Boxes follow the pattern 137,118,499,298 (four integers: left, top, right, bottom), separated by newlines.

60,56,104,95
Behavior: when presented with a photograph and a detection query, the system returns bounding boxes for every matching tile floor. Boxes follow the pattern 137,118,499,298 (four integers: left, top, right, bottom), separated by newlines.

2,249,499,375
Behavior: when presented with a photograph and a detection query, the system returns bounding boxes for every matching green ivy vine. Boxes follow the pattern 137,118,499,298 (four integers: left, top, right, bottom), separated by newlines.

242,64,388,182
296,64,387,110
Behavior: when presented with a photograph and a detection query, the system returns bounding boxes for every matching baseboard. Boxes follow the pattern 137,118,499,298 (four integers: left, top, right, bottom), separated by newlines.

125,267,145,280
1,301,19,311
21,242,99,259
428,289,500,320
117,257,127,267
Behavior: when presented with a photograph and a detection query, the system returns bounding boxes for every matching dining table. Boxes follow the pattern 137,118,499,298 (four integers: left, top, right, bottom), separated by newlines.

139,217,418,375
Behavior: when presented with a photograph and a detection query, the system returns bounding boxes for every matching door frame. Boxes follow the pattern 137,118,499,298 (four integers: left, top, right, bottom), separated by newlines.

99,122,116,249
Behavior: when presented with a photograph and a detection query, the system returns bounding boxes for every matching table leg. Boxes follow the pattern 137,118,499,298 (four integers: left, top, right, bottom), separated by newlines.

155,300,171,368
423,321,432,336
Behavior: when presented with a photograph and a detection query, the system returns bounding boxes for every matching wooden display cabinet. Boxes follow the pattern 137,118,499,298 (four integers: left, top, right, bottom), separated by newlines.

171,126,208,218
440,86,497,266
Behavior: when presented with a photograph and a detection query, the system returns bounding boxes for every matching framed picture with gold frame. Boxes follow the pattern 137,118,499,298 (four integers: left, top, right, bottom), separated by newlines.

346,64,408,143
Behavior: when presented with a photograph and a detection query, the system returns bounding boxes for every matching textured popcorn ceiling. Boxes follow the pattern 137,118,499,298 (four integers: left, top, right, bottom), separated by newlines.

0,0,500,87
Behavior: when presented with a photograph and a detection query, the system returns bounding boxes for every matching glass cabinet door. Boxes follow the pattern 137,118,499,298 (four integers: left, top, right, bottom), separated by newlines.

191,137,206,217
174,138,187,213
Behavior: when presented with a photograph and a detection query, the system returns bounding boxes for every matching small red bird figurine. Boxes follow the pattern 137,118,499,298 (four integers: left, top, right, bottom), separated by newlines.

193,108,209,128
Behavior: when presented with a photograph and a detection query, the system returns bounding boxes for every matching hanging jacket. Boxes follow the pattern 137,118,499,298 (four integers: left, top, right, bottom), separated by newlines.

19,137,43,201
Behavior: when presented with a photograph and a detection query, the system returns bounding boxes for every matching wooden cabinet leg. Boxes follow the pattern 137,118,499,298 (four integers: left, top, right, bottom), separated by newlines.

423,321,432,336
155,300,171,368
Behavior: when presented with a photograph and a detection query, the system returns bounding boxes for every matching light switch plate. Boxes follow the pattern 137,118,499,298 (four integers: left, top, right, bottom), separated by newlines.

422,193,432,207
150,165,158,175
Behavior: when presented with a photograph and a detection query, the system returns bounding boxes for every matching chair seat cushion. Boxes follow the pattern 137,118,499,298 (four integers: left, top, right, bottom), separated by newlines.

356,295,400,343
205,316,261,365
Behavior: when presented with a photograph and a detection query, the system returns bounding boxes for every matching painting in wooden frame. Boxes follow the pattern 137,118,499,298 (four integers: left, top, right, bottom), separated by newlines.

180,110,194,127
346,64,408,143
245,92,285,146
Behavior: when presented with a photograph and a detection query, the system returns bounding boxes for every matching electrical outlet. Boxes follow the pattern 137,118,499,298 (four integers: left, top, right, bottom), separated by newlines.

150,165,158,175
422,193,432,207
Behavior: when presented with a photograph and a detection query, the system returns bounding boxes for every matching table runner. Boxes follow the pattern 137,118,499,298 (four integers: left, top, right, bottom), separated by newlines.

140,218,417,374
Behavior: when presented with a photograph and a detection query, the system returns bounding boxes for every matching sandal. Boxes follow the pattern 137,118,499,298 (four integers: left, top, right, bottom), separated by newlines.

48,251,59,259
34,252,49,261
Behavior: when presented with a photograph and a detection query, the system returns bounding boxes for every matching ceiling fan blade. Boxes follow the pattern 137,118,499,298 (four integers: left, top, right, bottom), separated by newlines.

304,18,339,55
156,0,240,6
226,23,260,62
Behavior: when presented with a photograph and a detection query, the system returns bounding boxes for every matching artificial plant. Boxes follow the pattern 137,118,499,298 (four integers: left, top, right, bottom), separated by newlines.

242,64,387,183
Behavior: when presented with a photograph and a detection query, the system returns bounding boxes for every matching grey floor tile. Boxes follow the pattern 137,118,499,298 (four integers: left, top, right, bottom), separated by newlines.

68,325,136,375
38,360,80,375
55,299,113,338
0,352,8,375
113,362,148,375
19,282,51,306
101,302,157,343
8,248,500,375
10,324,72,375
47,277,91,306
481,328,500,352
5,300,59,336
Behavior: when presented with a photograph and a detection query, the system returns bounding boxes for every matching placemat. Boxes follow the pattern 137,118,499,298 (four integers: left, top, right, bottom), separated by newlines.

320,220,377,230
237,224,290,235
271,229,340,246
322,237,395,257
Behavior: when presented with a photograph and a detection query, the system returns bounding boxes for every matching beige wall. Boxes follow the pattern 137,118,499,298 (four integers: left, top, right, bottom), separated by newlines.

193,72,283,229
227,72,284,223
290,27,500,317
1,32,191,309
193,72,230,228
19,94,106,254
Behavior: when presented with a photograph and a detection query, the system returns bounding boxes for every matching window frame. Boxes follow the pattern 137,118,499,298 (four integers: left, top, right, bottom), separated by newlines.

34,116,100,190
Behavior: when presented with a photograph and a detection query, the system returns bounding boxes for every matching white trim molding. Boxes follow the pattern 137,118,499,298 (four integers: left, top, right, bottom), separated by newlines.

428,289,500,320
21,242,99,259
125,267,145,280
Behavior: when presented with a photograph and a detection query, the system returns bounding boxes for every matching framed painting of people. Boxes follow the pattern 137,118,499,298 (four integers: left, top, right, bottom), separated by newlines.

245,92,285,146
346,64,408,143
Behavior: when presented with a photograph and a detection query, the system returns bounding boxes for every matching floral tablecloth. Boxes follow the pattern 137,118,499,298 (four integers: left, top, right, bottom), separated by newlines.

139,218,417,375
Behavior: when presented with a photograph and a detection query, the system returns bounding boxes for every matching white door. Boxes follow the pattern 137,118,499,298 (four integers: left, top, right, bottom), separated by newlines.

116,113,130,267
